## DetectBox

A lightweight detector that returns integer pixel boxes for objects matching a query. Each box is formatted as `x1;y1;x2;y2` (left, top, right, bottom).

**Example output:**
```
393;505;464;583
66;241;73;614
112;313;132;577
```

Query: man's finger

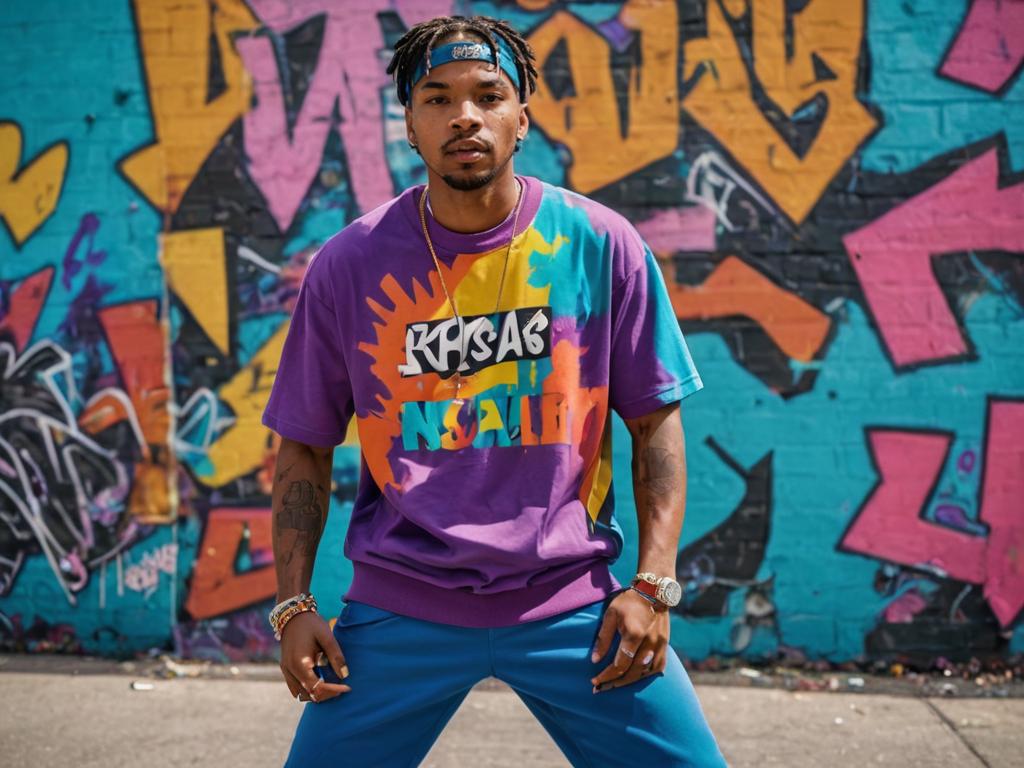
651;648;667;674
595;637;656;692
598;666;646;692
292;659;351;703
589;609;618;663
590;630;644;686
316;622;350;681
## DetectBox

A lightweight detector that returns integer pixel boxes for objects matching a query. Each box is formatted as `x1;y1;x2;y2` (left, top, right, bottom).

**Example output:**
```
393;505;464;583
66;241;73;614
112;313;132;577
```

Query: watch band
627;585;660;610
626;581;659;606
631;572;681;610
628;579;667;611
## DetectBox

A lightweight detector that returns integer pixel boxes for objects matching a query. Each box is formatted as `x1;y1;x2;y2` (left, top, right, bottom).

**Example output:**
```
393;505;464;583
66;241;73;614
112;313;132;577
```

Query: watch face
659;579;682;607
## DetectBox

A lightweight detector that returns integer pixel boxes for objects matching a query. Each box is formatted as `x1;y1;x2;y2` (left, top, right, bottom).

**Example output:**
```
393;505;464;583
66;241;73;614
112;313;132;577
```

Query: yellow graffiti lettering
202;323;286;486
119;0;257;214
161;228;230;355
683;0;877;224
0;122;68;246
528;0;679;193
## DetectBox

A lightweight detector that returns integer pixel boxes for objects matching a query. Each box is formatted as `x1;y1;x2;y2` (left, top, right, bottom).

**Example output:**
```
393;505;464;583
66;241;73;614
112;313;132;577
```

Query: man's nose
450;99;483;132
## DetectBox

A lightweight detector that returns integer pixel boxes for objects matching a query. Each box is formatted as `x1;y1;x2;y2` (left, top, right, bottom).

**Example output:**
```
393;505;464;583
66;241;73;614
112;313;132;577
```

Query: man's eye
481;94;501;103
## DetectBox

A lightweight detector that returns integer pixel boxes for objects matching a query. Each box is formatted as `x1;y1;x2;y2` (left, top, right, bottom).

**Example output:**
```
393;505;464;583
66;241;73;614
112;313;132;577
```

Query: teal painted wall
1;0;1021;664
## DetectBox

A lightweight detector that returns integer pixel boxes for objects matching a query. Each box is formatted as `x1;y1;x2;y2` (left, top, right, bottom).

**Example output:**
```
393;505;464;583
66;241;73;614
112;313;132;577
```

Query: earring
514;138;523;153
408;142;420;154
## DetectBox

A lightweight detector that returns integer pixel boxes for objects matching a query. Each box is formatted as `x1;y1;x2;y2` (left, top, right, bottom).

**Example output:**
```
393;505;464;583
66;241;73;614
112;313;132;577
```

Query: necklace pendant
452;373;465;405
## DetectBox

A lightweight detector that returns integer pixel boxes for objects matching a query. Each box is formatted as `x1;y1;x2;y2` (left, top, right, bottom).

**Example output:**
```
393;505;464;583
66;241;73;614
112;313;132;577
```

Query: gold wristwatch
630;572;682;609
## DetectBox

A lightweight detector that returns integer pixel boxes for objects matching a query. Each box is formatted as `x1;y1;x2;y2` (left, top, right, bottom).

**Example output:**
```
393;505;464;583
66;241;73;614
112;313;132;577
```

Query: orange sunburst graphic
356;264;472;492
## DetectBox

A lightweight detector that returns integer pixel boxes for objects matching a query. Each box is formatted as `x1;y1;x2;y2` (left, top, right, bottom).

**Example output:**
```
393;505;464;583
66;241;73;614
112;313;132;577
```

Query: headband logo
451;43;487;60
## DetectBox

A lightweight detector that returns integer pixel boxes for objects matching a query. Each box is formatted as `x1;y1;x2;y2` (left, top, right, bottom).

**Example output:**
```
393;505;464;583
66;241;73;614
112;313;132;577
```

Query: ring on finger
311;677;323;691
620;647;636;659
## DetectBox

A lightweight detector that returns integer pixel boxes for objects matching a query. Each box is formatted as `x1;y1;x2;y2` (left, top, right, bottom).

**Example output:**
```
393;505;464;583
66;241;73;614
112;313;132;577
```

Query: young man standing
262;15;726;767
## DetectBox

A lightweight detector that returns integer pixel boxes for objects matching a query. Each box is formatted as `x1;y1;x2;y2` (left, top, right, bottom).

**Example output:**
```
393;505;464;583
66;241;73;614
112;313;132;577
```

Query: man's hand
590;589;669;693
279;611;352;703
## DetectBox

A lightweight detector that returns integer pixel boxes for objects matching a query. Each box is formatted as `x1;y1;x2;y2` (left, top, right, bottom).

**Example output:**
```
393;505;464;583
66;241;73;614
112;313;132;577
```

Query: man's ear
405;106;416;147
517;104;529;142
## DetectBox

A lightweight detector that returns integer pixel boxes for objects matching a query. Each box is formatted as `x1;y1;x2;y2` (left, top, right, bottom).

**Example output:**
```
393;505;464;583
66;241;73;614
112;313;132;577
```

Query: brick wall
1;0;1021;665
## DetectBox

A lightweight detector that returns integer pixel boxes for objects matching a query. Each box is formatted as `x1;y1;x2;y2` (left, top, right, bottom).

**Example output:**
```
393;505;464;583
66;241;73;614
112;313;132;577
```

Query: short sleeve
262;265;354;447
609;243;703;419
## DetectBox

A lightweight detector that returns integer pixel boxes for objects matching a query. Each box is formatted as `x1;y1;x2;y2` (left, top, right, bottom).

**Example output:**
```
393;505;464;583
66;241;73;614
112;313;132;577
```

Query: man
262;14;726;767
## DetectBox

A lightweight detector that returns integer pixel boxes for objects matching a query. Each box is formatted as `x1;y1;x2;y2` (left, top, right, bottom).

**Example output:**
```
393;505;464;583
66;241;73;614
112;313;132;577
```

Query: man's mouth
445;140;489;162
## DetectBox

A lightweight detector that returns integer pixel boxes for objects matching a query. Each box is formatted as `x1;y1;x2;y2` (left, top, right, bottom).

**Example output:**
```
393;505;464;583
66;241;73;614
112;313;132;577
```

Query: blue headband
401;39;522;104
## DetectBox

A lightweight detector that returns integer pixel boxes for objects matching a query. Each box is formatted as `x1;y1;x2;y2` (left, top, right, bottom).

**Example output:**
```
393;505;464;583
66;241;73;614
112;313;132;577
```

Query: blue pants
286;594;727;767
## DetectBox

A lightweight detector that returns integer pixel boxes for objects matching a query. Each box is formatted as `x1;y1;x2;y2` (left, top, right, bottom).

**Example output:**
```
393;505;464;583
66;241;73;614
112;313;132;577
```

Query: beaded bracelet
269;592;318;640
269;592;313;626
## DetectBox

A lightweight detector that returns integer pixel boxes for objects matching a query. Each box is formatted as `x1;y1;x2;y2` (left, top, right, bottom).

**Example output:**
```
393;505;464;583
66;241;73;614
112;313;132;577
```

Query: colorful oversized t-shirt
262;175;703;627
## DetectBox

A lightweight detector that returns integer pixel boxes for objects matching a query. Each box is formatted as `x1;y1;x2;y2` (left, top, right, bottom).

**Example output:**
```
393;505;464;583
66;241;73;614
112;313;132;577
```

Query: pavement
1;655;1022;767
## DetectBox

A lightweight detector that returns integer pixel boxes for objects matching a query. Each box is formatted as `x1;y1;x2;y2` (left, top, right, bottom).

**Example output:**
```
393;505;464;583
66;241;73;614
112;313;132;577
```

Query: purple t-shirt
262;176;702;627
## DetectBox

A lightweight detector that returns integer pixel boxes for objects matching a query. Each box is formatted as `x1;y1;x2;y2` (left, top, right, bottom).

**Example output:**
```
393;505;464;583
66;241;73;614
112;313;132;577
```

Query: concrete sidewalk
1;658;1021;767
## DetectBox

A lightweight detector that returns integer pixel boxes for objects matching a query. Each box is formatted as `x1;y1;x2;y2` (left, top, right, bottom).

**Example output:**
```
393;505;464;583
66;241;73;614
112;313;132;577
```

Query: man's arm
628;402;686;579
590;402;685;692
272;438;333;601
271;437;351;703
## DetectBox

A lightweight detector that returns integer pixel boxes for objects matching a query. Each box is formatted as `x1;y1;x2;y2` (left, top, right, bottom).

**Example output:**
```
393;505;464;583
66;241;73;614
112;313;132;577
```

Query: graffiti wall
1;0;1021;665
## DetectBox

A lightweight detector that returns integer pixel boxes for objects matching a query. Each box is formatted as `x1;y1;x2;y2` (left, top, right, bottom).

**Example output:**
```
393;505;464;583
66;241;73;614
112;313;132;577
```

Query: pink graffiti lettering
940;0;1024;94
841;400;1024;627
978;400;1024;627
124;543;178;596
238;0;452;231
634;205;717;254
0;267;52;352
882;590;928;624
843;149;1024;368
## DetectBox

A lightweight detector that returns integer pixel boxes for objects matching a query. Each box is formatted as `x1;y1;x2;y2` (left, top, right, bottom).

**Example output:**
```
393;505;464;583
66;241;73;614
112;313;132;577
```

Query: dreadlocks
387;15;538;106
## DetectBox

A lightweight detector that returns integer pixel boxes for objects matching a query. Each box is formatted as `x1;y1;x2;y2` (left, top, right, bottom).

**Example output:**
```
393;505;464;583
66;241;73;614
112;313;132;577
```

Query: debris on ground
686;651;1024;698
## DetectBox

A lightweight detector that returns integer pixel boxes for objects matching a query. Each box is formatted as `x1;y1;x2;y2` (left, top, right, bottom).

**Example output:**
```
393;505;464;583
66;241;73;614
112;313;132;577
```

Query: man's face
405;53;528;192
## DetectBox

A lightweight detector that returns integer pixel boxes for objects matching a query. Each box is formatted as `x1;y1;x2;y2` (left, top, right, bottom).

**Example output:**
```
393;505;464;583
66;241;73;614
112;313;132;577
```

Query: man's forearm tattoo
277;480;323;562
639;445;678;499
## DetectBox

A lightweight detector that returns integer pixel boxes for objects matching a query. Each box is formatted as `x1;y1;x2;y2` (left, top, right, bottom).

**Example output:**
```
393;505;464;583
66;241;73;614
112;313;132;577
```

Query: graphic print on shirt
355;218;613;525
398;306;553;378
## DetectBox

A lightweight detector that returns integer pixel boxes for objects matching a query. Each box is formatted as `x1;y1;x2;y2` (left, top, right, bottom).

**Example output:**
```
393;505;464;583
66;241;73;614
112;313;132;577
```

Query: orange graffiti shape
356;264;474;492
97;301;176;522
664;255;830;363
185;508;275;620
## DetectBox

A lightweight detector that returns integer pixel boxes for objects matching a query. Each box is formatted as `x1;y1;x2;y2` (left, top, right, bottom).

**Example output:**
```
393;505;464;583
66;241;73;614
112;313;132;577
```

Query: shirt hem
261;411;343;448
343;559;623;627
614;375;704;419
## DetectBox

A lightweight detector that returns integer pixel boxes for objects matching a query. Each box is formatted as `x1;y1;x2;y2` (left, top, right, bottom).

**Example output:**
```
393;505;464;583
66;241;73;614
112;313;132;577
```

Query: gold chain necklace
418;178;524;404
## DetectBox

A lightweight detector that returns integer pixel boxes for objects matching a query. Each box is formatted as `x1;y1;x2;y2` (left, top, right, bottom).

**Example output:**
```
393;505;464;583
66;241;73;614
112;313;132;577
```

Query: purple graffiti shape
843;149;1024;368
940;0;1024;94
237;0;453;232
934;503;974;531
61;213;107;290
957;448;977;474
